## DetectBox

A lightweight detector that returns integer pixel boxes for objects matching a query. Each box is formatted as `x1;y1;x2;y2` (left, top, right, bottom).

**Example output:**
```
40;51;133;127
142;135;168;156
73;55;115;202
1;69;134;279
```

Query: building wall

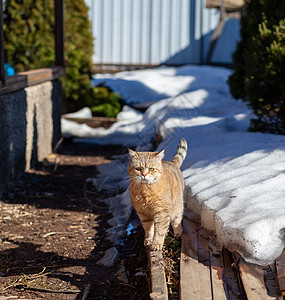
0;80;61;196
85;0;240;65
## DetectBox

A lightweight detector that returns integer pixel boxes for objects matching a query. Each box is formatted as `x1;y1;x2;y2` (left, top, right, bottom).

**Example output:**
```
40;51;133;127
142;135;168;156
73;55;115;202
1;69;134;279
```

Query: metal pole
0;0;6;85
54;0;64;66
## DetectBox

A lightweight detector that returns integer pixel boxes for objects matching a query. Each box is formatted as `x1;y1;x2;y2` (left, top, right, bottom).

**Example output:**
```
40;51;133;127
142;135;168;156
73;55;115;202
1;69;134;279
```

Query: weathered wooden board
197;226;228;300
0;67;65;96
149;250;168;300
236;254;280;300
180;219;212;300
206;0;244;10
208;248;228;300
181;213;282;300
62;116;117;129
276;248;285;296
263;264;282;299
221;248;243;299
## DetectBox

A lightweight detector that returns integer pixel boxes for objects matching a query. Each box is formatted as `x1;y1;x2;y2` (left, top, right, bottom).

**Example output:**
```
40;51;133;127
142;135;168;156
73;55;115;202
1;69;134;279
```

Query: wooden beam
206;0;226;64
235;253;281;300
0;66;65;96
180;218;212;300
62;116;117;129
207;245;228;299
54;0;65;66
206;0;244;11
0;0;5;86
149;250;168;300
221;248;244;299
276;248;285;296
197;226;228;299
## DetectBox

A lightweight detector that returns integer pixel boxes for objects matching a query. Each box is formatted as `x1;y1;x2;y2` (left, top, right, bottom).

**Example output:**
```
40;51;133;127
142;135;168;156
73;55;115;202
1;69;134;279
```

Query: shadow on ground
0;139;150;299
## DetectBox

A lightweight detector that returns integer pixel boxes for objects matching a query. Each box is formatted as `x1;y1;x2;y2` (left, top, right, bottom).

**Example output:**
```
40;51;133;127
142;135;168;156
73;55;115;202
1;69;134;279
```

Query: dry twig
81;283;91;300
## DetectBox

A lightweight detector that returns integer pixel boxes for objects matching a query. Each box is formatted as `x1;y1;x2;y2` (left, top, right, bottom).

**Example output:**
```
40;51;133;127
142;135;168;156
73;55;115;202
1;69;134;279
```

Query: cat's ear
128;149;139;158
155;150;165;159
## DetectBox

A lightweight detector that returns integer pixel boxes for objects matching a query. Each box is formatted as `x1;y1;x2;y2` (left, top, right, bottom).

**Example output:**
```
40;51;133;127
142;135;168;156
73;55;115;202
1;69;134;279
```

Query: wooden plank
0;67;65;96
149;250;168;300
197;229;213;299
21;68;54;85
221;248;244;299
276;248;285;296
0;74;28;96
206;0;244;10
94;63;158;74
197;228;210;266
20;66;65;85
181;216;282;300
208;247;228;299
263;264;281;299
236;253;279;300
0;0;5;86
180;218;212;300
182;217;199;259
62;116;117;129
206;16;226;64
197;228;228;300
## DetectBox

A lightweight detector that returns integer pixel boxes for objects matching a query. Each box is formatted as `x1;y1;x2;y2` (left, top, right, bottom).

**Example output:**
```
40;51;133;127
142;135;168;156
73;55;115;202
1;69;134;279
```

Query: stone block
0;79;62;194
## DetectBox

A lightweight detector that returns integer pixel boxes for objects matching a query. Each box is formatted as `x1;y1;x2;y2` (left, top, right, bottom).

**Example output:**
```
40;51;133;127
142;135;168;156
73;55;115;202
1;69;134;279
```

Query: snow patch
64;65;285;266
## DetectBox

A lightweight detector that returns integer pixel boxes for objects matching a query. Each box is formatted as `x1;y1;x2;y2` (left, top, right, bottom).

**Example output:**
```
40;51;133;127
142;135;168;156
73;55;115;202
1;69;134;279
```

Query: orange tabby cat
128;138;187;250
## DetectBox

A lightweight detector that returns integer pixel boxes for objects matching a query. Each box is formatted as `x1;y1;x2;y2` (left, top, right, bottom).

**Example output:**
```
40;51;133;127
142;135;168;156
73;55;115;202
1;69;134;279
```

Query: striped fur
128;138;187;251
172;138;188;167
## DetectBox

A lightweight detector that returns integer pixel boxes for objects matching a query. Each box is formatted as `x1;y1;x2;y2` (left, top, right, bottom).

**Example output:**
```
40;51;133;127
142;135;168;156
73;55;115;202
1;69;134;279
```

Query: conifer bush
228;0;285;133
4;0;55;71
3;0;122;117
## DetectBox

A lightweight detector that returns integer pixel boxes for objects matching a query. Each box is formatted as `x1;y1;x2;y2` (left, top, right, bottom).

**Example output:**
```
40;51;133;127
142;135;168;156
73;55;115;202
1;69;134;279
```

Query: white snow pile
62;65;285;266
92;65;232;106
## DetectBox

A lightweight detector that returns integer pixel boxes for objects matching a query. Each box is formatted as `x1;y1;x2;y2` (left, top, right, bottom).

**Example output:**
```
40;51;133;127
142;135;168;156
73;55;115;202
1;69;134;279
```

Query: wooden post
54;0;64;66
0;0;6;86
206;0;226;64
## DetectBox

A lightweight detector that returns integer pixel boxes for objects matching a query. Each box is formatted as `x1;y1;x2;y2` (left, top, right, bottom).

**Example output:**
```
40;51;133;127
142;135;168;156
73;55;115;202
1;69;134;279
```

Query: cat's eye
136;167;142;171
149;168;154;171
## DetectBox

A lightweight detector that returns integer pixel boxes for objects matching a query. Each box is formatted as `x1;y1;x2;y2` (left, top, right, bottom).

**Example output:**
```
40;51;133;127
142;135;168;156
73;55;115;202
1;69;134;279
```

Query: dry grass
2;267;81;294
163;233;181;299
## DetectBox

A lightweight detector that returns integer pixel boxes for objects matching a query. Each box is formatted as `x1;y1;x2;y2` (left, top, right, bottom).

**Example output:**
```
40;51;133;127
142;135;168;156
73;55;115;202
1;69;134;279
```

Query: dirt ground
0;140;151;299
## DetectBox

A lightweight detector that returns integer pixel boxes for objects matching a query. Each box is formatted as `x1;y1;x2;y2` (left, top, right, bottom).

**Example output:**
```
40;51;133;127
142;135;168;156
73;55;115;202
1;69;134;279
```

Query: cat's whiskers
121;176;132;185
129;177;141;188
149;176;158;183
129;180;142;193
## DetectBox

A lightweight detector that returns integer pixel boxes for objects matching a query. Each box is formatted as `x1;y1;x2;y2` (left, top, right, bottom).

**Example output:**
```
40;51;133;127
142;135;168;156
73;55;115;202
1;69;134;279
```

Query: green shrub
61;0;95;112
3;0;55;71
3;0;123;117
228;0;285;133
91;85;123;118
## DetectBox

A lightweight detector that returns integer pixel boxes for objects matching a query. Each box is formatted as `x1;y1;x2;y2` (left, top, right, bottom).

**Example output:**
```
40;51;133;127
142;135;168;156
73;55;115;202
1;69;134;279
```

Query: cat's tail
172;138;188;167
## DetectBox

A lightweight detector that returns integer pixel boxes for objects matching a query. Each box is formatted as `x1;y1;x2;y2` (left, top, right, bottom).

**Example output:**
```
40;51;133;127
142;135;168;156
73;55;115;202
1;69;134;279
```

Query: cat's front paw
173;224;183;238
150;242;163;251
144;238;152;248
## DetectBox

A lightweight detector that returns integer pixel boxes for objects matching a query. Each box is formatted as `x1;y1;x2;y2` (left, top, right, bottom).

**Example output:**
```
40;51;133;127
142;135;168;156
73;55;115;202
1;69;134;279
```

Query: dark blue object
4;63;15;76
